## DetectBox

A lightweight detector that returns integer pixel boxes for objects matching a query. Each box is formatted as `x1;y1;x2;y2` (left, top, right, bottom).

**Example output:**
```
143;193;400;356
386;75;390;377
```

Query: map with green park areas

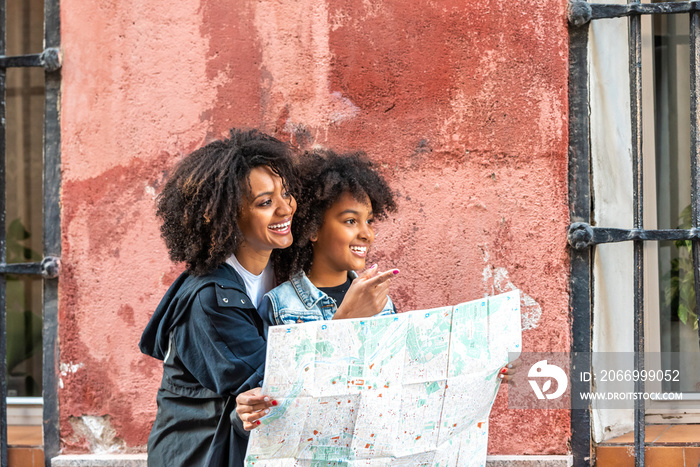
245;290;522;466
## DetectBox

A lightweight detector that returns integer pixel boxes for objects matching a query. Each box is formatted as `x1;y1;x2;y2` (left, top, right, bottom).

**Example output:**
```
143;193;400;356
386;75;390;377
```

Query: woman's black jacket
139;263;266;467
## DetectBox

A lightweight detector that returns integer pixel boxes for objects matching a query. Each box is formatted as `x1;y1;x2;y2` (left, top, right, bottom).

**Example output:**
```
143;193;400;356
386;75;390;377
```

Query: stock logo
528;360;568;400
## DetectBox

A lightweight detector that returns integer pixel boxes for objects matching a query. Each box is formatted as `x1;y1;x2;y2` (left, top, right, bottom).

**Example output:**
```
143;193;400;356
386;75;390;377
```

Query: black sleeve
258;295;279;327
174;284;266;396
230;401;251;439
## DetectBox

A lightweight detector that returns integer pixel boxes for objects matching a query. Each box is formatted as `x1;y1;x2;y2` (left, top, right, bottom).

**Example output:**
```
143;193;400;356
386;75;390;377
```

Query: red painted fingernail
392;269;399;275
501;368;507;374
272;400;278;406
256;420;261;425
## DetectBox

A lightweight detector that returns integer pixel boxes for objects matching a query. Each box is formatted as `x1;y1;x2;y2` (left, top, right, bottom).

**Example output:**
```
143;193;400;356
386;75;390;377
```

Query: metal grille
0;0;61;466
567;1;700;466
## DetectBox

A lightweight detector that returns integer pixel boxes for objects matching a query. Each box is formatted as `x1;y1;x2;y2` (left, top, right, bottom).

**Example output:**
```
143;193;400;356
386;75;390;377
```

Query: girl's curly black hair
157;128;297;276
276;149;396;282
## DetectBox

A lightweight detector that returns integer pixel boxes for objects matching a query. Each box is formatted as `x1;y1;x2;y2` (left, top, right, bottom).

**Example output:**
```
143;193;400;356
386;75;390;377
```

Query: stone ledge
486;455;574;467
52;454;147;467
52;454;572;467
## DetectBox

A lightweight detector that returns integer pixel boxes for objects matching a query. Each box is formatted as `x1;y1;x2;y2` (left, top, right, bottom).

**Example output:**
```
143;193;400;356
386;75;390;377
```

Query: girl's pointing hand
334;265;399;320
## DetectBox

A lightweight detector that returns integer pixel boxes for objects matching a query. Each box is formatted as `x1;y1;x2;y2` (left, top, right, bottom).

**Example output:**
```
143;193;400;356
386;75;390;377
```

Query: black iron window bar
0;0;61;465
567;1;700;467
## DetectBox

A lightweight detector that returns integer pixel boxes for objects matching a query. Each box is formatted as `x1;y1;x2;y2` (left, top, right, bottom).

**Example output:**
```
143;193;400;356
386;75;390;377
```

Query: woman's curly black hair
276;149;396;282
157;128;298;276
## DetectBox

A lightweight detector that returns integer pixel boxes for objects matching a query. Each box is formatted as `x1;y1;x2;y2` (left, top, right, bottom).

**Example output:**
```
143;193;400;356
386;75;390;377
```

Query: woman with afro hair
260;149;400;326
139;130;395;467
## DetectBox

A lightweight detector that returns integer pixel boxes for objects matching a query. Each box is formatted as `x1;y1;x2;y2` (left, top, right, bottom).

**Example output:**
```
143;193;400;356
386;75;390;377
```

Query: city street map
245;290;522;466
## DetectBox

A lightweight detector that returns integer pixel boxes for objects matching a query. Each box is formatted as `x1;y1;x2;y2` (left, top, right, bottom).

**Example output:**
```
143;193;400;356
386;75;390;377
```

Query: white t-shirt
225;254;275;309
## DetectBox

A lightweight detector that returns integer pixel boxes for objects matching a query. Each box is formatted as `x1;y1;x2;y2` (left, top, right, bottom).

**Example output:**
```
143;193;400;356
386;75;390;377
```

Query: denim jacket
260;270;396;325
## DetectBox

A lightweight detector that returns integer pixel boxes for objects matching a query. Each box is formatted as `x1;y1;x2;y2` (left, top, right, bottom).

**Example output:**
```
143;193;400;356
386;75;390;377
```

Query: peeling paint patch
59;362;85;391
483;266;542;330
144;184;157;200
254;0;361;132
60;362;85;376
328;91;361;123
69;415;127;454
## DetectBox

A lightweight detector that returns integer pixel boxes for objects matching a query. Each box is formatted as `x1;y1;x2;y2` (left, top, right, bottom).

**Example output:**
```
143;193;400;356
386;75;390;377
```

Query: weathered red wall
59;0;570;455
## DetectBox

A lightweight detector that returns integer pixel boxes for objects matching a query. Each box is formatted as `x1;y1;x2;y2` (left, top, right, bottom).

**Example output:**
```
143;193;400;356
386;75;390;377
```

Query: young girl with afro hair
257;149;518;387
260;149;399;325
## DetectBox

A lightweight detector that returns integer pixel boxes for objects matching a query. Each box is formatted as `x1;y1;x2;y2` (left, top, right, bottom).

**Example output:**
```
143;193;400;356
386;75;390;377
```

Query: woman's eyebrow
252;191;274;200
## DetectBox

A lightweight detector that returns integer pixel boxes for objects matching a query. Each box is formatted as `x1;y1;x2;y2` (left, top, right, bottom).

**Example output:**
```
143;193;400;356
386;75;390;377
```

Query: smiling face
308;191;375;287
236;166;297;262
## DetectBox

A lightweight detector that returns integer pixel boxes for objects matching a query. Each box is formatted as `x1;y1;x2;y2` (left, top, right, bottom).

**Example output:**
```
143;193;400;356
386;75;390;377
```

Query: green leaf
677;204;692;229
678;303;690;325
7;218;30;240
662;204;699;329
5;218;41;262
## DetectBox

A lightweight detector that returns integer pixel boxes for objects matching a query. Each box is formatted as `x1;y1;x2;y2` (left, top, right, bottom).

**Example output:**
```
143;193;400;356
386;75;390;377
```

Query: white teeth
350;246;367;252
268;221;290;230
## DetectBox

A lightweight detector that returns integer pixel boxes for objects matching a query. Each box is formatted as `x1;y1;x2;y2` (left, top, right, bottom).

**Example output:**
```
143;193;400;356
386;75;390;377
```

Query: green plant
5;218;42;393
663;205;698;330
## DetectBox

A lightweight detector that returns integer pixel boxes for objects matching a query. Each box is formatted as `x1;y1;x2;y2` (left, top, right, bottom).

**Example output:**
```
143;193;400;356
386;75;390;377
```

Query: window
650;10;700;396
589;3;699;412
5;0;45;401
568;1;700;466
0;0;61;464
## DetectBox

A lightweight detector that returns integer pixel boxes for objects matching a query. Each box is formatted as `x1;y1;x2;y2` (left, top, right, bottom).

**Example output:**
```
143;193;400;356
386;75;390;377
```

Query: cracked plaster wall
59;0;571;455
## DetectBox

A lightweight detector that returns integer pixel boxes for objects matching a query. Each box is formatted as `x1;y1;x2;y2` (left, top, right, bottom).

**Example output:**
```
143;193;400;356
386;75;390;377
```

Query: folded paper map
245;290;522;466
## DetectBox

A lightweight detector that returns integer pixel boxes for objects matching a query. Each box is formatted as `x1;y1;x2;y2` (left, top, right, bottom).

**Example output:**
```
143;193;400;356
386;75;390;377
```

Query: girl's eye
258;199;272;207
367;218;375;225
282;191;292;199
344;218;357;225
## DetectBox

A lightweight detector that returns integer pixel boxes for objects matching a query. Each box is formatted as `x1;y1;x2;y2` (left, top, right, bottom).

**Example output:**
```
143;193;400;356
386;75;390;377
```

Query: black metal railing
567;1;700;466
0;0;61;466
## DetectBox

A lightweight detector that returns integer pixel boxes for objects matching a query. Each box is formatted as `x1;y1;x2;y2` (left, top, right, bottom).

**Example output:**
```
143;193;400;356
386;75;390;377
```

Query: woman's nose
276;196;294;216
